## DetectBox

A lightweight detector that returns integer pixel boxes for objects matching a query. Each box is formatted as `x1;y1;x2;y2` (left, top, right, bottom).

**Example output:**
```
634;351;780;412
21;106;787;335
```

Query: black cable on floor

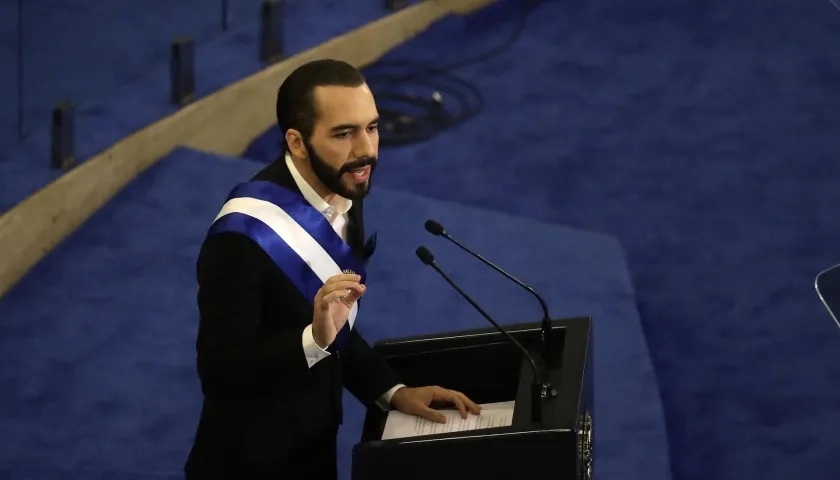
365;0;545;148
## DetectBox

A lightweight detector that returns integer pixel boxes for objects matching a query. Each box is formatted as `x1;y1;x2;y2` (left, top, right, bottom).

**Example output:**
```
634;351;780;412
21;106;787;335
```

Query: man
184;59;480;479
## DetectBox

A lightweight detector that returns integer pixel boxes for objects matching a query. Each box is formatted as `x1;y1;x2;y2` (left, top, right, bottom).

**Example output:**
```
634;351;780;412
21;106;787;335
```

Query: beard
303;139;377;201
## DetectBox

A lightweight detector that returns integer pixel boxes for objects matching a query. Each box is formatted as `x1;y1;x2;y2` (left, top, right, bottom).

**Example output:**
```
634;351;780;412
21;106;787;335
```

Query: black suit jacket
185;159;400;476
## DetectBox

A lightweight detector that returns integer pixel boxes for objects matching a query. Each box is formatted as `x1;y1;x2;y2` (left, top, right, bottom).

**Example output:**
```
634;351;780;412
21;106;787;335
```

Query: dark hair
275;59;366;152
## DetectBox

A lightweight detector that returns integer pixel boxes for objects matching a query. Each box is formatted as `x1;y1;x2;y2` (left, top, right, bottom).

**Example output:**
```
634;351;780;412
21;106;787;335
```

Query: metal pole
221;0;229;31
17;0;24;139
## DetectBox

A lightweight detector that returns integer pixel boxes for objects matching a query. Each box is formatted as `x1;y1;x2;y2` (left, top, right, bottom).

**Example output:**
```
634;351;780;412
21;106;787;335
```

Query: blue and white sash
206;181;366;348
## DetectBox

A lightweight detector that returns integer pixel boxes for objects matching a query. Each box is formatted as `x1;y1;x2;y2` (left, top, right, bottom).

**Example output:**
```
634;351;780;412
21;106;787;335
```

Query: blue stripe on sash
225;181;366;283
206;181;366;351
208;212;325;303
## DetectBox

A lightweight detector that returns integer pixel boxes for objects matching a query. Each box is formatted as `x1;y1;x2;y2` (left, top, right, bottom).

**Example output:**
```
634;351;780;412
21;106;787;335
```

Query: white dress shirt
286;153;404;410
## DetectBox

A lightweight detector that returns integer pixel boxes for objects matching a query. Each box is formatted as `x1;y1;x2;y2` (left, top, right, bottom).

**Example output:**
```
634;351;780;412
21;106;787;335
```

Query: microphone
424;219;554;363
415;246;554;424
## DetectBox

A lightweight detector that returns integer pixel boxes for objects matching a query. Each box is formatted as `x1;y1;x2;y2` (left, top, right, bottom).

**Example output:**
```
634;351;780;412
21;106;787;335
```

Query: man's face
301;84;380;201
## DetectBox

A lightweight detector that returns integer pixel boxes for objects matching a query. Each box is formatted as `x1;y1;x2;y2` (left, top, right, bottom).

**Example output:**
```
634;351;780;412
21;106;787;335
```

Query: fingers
343;285;365;300
432;387;480;418
449;393;468;418
337;284;365;304
322;280;365;295
324;274;362;285
418;406;447;423
457;392;481;415
432;387;468;418
455;397;468;418
316;280;365;307
321;288;364;306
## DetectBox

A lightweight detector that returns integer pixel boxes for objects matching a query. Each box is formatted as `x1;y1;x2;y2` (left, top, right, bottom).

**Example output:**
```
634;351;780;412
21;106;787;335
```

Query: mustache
340;157;377;174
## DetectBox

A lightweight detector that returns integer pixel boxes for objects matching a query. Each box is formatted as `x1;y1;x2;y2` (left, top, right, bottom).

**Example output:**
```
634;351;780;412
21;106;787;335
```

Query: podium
352;317;594;479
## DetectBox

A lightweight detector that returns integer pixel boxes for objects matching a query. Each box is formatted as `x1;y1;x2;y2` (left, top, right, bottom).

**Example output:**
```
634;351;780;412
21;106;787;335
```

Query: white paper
381;401;515;440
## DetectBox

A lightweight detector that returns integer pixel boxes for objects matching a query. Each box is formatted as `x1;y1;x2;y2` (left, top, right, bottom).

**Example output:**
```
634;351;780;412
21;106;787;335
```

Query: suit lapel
346;202;365;259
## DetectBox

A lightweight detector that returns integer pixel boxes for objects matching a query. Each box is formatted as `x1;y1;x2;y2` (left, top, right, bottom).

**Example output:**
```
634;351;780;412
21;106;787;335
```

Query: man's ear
285;129;307;159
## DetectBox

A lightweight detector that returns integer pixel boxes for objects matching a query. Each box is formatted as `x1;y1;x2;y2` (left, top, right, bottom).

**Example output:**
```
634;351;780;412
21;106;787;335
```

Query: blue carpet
0;0;388;213
0;147;668;479
243;0;840;479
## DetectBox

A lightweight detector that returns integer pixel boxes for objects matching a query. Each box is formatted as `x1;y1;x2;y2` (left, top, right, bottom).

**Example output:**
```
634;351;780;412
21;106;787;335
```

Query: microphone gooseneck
415;245;551;423
423;219;555;363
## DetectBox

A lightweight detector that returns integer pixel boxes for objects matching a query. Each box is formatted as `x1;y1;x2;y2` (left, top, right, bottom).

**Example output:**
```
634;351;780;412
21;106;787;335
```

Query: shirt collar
285;152;352;216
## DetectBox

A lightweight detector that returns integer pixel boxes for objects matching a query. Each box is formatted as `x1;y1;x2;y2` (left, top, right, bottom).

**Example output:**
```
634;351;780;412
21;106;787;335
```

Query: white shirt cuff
376;384;406;411
302;324;331;368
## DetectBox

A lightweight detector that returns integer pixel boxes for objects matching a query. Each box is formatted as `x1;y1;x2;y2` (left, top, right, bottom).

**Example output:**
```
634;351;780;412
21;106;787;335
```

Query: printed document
381;401;515;440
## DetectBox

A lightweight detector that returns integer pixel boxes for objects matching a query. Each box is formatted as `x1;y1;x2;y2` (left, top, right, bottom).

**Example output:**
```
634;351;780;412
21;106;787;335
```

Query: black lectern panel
353;317;594;480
